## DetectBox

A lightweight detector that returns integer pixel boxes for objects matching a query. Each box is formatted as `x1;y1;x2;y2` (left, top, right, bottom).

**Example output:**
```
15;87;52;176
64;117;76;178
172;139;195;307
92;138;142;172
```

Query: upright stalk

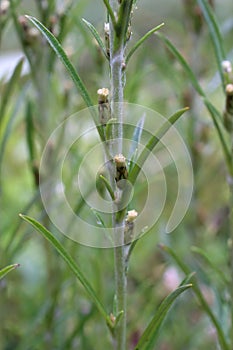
107;1;134;349
229;177;233;348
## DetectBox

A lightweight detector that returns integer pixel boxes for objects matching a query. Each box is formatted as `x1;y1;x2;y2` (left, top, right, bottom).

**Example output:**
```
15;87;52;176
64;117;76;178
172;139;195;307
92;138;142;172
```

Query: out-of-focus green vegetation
1;0;233;349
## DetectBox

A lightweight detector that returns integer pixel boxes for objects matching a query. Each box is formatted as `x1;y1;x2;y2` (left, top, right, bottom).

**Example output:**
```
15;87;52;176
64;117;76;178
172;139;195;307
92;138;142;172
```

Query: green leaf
129;107;189;185
25;16;93;109
82;18;109;60
191;246;230;286
19;214;111;327
25;100;35;164
134;284;192;350
0;264;20;280
128;115;145;163
0;86;27;191
203;98;232;172
156;32;205;97
0;58;24;125
126;23;164;64
159;244;230;350
99;174;115;200
26;15;105;142
197;0;226;90
90;208;107;228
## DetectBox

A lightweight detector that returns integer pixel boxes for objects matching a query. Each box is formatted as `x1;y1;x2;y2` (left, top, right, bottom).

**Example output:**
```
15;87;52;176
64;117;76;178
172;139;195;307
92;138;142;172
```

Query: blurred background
1;0;233;349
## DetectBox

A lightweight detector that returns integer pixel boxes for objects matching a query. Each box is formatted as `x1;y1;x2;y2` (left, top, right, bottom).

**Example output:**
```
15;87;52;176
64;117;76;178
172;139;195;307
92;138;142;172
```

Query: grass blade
126;23;164;64
82;18;109;60
0;86;27;192
191;246;230;286
159;244;230;350
19;214;112;327
25;100;35;164
197;0;226;89
0;264;20;280
99;174;115;200
25;16;93;109
134;284;192;350
129;107;189;185
156;32;205;96
0;57;24;125
203;98;232;172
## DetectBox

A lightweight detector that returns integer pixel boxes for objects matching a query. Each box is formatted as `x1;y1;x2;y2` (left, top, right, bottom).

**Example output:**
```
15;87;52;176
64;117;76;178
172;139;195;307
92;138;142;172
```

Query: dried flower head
114;154;126;167
124;209;138;244
114;154;128;186
97;88;110;125
0;0;9;15
222;60;232;74
97;88;109;103
104;23;110;57
226;83;233;96
224;84;233;132
126;209;138;223
104;22;110;35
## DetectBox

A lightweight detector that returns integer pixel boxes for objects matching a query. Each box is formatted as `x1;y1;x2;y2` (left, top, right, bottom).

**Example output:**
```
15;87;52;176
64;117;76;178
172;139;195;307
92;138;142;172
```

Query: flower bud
124;209;138;244
114;154;128;180
0;0;9;16
97;88;110;126
223;84;233;132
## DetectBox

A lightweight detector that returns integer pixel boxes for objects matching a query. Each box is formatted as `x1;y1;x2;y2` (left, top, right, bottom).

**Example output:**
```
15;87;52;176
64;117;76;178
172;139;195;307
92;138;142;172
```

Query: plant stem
228;176;233;348
108;1;133;349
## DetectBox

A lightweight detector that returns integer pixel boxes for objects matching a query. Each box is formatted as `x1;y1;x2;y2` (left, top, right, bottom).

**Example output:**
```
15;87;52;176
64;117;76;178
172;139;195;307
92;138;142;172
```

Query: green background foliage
1;0;233;349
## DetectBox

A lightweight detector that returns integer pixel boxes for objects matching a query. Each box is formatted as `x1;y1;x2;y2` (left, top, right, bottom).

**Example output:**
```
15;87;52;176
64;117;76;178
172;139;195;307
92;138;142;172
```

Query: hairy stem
108;1;134;349
228;177;233;348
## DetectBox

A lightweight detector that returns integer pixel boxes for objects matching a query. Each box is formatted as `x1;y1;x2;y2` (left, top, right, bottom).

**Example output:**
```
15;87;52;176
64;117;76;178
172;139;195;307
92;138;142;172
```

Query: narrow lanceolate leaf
129;115;145;159
0;58;24;125
203;98;232;172
197;0;226;90
19;214;111;326
191;246;230;286
99;174;115;200
156;32;205;97
0;264;20;280
25;16;93;109
25;100;35;163
129;107;189;185
82;18;109;60
126;23;164;64
134;284;192;350
159;244;230;350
